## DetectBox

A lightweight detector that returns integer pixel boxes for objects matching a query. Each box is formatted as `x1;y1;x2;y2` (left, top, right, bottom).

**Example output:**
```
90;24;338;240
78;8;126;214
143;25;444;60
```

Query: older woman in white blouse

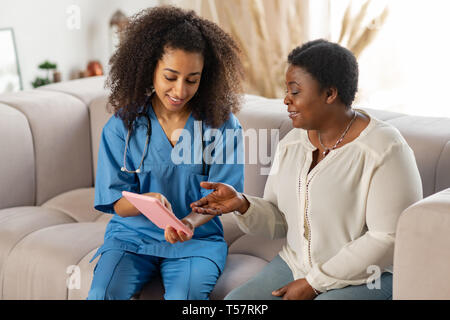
190;39;423;300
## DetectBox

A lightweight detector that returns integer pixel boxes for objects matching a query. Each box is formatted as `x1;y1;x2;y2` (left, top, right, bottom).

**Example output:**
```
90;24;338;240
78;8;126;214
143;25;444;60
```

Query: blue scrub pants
87;250;220;300
225;255;392;300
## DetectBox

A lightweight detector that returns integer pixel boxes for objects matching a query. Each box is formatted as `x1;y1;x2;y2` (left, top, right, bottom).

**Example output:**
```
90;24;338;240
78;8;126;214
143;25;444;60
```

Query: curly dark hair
106;5;245;130
287;39;358;107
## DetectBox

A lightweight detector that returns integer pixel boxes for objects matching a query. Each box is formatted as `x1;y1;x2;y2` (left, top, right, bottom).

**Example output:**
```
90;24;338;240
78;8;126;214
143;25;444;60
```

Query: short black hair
287;39;358;107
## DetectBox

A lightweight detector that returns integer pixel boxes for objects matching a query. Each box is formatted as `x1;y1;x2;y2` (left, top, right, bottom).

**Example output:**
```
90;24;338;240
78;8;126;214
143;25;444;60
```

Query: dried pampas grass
165;0;388;98
200;0;308;98
338;0;389;58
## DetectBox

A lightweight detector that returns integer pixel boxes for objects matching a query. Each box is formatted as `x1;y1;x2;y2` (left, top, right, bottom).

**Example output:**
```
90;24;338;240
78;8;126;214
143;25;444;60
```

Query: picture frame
0;28;23;94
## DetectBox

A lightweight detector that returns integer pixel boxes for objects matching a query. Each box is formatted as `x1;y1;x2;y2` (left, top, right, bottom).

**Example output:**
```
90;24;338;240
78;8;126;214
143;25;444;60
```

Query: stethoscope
121;112;151;174
120;97;206;175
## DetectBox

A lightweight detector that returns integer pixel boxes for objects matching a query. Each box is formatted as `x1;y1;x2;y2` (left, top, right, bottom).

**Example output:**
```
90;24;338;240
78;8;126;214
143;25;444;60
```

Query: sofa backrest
38;76;111;186
88;95;114;181
1;77;449;210
237;95;450;199
0;103;35;208
88;92;450;199
0;77;107;209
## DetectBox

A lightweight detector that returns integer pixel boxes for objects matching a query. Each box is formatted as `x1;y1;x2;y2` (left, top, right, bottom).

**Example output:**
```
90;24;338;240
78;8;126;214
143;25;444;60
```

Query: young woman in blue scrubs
87;6;245;300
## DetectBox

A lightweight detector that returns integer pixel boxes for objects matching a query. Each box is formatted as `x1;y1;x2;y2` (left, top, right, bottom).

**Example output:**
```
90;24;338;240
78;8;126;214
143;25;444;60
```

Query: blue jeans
87;250;220;300
225;255;392;300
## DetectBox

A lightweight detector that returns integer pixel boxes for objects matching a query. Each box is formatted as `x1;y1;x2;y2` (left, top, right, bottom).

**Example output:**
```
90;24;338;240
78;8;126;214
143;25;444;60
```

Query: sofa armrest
393;188;450;300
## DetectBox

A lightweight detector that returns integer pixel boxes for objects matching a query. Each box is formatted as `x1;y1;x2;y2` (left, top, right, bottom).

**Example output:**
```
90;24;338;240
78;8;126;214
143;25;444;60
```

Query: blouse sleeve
305;143;423;292
94;117;139;214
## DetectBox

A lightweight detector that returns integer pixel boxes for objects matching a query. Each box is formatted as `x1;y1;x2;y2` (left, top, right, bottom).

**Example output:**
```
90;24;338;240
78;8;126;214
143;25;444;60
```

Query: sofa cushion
38;76;108;106
42;188;109;223
67;248;98;300
361;107;406;121
394;189;450;299
0;207;75;298
88;95;114;180
228;234;285;262
210;254;268;300
236;95;293;197
384;115;450;197
0;90;93;205
219;213;246;246
41;77;110;190
2;222;107;299
0;103;35;209
40;77;111;184
436;142;450;193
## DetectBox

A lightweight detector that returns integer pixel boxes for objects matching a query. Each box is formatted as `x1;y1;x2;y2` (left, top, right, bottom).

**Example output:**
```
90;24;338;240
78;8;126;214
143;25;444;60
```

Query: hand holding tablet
122;191;193;237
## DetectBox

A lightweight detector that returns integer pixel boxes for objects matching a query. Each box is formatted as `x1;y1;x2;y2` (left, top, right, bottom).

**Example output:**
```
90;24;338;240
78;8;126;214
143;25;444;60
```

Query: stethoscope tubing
121;110;206;176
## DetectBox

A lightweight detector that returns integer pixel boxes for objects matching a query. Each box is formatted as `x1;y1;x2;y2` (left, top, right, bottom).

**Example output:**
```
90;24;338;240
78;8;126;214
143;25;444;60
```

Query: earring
146;86;155;96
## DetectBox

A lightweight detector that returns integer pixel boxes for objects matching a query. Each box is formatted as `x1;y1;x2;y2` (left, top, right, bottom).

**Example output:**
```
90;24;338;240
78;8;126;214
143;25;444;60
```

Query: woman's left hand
271;278;319;300
164;220;194;244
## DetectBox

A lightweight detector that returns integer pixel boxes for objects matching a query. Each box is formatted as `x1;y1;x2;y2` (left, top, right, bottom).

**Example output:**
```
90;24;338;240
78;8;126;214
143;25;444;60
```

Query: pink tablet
122;191;193;237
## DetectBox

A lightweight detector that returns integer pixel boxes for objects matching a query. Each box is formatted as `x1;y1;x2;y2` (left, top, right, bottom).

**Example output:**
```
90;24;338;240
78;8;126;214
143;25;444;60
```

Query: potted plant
32;60;57;88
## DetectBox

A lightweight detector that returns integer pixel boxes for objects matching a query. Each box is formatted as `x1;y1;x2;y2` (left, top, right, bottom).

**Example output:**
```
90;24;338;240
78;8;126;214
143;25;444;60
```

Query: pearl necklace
318;111;357;157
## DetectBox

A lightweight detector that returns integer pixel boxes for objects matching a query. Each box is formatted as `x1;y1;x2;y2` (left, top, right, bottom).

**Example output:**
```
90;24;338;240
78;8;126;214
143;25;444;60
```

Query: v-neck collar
303;108;375;152
148;101;193;150
301;108;376;178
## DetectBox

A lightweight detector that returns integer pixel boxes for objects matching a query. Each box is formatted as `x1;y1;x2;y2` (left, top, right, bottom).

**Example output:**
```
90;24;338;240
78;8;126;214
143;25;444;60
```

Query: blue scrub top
92;101;244;273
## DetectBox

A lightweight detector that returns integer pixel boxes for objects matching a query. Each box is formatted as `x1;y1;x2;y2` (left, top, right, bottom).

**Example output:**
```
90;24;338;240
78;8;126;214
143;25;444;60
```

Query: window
329;0;450;118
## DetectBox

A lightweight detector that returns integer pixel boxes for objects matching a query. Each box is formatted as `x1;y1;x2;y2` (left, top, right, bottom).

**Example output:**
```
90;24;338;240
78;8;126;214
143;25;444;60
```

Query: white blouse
233;112;423;292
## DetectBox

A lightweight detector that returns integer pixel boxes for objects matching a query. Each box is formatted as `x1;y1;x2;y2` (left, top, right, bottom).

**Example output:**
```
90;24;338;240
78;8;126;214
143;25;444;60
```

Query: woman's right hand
143;192;173;212
114;192;173;218
190;182;250;215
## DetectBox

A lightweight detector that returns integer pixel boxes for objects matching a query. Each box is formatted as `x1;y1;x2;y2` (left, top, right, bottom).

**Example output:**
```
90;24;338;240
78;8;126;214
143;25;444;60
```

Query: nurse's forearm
113;197;141;217
183;211;216;229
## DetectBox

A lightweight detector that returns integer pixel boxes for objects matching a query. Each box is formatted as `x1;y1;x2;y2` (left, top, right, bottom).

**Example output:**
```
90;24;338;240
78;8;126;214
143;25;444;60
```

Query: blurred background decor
194;0;308;98
1;0;449;117
78;60;104;79
87;60;104;77
188;0;387;99
109;10;129;55
32;60;58;88
335;0;389;59
0;27;23;94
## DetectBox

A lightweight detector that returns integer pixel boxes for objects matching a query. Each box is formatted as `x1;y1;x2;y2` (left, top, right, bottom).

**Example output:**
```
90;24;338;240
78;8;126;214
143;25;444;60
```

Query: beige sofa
0;76;449;300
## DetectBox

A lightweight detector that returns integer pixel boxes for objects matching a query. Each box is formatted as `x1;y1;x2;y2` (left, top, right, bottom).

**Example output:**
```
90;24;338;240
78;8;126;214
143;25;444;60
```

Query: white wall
0;0;160;90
